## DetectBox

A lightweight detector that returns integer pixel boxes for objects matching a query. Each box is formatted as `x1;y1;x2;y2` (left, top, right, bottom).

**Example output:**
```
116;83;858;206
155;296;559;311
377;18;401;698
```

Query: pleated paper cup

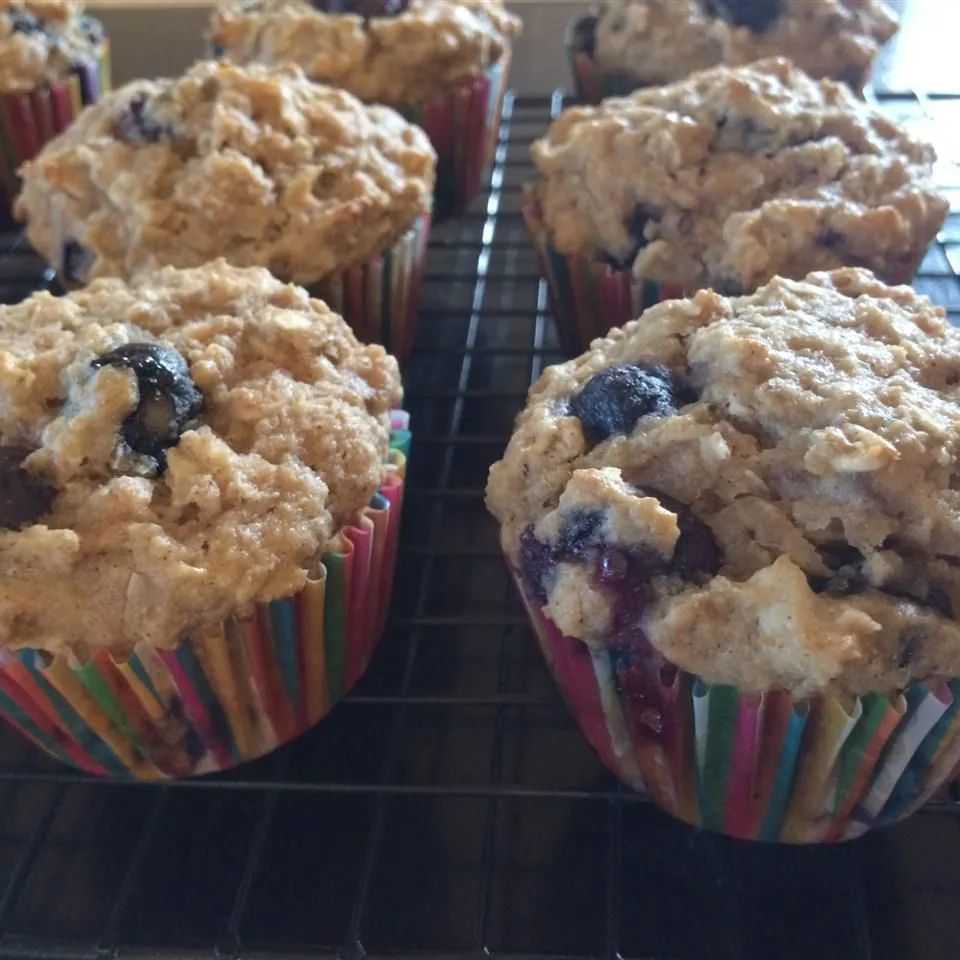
0;37;110;221
511;565;960;843
523;192;683;355
403;55;511;219
0;413;411;781
305;214;431;368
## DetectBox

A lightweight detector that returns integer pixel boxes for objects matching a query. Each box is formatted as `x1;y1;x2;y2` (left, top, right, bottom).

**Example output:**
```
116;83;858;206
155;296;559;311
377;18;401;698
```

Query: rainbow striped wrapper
565;16;640;105
304;213;430;369
403;55;511;219
0;414;411;781
523;192;684;355
512;566;960;843
0;37;110;221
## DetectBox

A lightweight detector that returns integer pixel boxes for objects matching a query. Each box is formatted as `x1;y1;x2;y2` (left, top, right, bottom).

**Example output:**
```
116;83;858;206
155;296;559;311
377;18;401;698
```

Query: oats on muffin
0;260;401;654
207;0;521;107
574;0;898;92
488;268;960;698
530;58;946;295
15;59;436;286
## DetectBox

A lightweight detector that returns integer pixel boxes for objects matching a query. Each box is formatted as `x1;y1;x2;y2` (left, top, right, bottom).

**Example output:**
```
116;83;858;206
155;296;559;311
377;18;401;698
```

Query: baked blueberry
556;509;604;558
702;0;782;32
311;0;409;15
116;91;171;144
61;241;93;284
519;526;553;602
570;364;694;442
92;343;203;469
570;13;598;58
0;446;53;530
605;205;657;270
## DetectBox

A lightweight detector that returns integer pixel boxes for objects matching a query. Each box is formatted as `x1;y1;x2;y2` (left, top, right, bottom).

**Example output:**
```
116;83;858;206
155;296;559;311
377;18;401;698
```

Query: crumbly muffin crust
0;0;103;94
207;0;521;107
0;260;401;654
15;59;436;285
487;269;960;697
531;58;947;293
587;0;898;90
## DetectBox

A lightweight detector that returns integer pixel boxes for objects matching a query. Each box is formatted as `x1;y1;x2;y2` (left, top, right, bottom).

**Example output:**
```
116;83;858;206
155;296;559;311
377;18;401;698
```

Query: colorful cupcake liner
0;38;110;219
0;414;411;781
305;214;431;368
523;194;683;354
565;16;639;105
404;55;511;219
512;566;960;843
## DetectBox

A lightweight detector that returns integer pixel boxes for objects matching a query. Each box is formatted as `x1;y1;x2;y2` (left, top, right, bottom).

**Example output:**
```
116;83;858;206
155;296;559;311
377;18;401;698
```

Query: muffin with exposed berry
0;259;409;779
207;0;521;216
526;57;947;353
568;0;898;103
488;267;960;842
15;59;435;364
0;0;108;217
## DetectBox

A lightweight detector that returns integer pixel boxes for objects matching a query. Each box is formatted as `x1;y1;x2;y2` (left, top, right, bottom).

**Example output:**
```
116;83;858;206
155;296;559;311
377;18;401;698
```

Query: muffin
0;0;108;218
15;59;435;365
0;260;408;779
568;0;899;103
207;0;522;216
488;267;960;842
526;58;948;353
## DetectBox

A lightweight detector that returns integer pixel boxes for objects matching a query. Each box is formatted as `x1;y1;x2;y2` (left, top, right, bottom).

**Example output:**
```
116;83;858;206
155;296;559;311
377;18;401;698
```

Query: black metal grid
0;85;958;960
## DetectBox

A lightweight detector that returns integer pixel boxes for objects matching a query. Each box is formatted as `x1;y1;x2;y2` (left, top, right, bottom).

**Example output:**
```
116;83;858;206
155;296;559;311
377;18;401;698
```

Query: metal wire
0;89;957;960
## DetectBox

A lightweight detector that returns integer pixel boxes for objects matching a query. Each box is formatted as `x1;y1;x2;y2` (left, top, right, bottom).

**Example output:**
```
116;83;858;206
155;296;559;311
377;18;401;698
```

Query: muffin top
583;0;898;90
0;0;103;94
0;260;401;654
15;59;436;285
488;269;960;697
207;0;521;107
531;58;946;292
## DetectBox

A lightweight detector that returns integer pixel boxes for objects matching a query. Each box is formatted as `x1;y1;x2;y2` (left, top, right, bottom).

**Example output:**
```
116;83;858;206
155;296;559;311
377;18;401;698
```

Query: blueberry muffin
0;260;405;778
569;0;899;102
0;0;108;214
526;58;947;352
15;60;435;360
488;268;960;841
207;0;522;214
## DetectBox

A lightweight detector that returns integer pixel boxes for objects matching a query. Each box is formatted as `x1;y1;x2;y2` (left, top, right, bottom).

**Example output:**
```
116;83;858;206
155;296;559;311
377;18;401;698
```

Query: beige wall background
89;1;593;94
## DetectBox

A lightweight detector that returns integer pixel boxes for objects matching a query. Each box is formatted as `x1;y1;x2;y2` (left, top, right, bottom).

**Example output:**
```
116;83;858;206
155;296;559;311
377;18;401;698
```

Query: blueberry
809;543;867;595
635;488;720;579
570;13;598;57
569;364;694;442
0;446;53;530
92;343;203;470
8;11;48;36
61;241;93;284
927;585;954;618
605;205;657;270
702;0;782;32
116;91;171;144
556;509;604;558
311;0;409;15
519;526;553;602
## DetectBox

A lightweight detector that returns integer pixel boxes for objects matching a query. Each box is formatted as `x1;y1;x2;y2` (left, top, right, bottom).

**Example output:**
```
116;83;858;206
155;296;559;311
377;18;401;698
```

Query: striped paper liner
0;37;109;221
0;414;411;781
305;213;430;369
404;54;511;219
513;566;960;843
523;192;683;355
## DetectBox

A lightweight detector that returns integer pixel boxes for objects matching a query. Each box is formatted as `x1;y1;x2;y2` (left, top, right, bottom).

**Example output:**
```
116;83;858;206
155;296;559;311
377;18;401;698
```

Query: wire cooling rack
0;88;958;960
